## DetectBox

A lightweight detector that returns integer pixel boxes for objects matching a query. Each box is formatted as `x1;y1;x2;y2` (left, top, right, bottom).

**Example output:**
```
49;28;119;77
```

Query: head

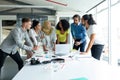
31;20;41;31
42;20;53;35
81;14;96;26
42;20;51;30
22;18;32;30
56;19;70;31
72;14;81;24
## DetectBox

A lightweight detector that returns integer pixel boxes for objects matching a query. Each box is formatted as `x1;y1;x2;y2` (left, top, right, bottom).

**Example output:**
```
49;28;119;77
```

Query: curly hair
56;19;70;31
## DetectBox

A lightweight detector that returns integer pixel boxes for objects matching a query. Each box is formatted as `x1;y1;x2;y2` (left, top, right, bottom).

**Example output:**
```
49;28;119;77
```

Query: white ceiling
0;0;105;15
16;0;105;12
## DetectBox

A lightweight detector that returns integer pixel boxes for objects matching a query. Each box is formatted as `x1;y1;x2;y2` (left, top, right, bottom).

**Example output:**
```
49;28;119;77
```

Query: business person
56;19;70;44
81;14;104;60
26;20;44;59
42;20;56;52
71;14;87;52
0;17;38;74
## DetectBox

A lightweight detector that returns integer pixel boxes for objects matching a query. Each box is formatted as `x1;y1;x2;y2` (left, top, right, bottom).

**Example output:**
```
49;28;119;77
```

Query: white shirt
29;29;39;46
42;28;56;48
87;25;104;45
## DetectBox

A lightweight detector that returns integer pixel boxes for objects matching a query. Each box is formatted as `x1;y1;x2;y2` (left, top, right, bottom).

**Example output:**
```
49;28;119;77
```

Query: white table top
12;55;120;80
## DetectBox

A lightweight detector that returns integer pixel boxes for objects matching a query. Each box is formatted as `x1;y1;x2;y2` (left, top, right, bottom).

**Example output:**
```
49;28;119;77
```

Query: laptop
55;44;70;56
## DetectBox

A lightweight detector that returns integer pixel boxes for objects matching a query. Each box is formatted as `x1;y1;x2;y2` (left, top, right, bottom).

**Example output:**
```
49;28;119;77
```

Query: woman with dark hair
26;20;44;58
81;14;104;60
56;19;70;44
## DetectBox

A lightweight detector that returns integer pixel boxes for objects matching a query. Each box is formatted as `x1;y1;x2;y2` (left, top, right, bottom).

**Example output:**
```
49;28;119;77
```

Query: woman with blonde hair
42;20;56;52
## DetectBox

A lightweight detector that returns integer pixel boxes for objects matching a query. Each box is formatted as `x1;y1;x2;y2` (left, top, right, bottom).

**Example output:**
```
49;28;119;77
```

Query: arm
71;24;75;40
56;30;59;44
29;29;38;46
66;29;70;44
56;34;59;44
12;28;33;51
86;34;95;53
80;26;87;43
65;33;69;44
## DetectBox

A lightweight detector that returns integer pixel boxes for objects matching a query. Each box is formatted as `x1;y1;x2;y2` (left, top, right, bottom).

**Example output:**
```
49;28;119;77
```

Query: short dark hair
72;14;81;21
22;17;31;23
56;19;70;31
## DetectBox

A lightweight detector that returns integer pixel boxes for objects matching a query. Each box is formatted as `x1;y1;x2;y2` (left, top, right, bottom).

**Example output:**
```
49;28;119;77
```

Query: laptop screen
55;44;70;56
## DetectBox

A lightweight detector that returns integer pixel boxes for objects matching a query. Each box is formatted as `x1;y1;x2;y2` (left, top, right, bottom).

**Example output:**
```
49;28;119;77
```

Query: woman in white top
81;14;104;60
26;20;44;58
42;20;56;52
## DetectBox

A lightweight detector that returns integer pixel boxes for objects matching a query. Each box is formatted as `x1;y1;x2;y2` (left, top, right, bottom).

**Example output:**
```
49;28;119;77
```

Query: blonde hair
42;20;53;35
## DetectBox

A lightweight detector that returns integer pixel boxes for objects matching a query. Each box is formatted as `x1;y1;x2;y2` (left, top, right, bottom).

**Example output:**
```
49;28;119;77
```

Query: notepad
70;77;88;80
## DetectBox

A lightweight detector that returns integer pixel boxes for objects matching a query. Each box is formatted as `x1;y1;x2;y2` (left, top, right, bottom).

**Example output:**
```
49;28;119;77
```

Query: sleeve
56;30;59;35
71;24;75;39
91;25;97;34
66;29;70;34
52;28;57;43
29;29;38;46
80;26;87;43
12;28;33;51
42;38;46;45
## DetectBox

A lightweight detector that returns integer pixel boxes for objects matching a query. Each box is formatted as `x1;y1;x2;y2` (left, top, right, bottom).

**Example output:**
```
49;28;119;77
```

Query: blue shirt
71;23;86;43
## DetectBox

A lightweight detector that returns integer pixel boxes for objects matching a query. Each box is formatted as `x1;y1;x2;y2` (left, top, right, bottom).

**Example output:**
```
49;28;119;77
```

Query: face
73;17;80;24
46;21;51;29
35;23;41;30
59;21;62;28
24;21;32;30
81;17;85;25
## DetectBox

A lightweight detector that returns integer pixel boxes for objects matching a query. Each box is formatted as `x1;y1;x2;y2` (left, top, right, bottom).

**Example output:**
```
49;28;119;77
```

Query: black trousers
0;49;23;72
91;45;104;60
59;42;66;44
73;39;86;52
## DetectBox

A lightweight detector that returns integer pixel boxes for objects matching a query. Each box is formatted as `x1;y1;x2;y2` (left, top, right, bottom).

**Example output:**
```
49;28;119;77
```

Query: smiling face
35;23;41;31
24;21;32;30
73;17;80;25
59;21;63;29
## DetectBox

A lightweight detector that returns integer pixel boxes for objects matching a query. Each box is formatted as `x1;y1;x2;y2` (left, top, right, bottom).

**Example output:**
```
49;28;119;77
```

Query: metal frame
108;0;111;64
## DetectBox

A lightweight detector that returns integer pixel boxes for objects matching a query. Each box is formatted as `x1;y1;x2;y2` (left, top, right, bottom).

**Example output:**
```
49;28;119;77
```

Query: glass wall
89;0;120;65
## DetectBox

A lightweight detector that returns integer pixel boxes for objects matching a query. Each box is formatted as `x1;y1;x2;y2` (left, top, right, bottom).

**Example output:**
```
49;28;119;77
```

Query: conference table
12;54;120;80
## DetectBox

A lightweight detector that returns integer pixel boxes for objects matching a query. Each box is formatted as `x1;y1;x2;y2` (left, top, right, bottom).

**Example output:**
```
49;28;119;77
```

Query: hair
72;14;81;21
31;20;39;29
56;19;70;31
82;14;96;25
42;20;53;35
22;17;31;23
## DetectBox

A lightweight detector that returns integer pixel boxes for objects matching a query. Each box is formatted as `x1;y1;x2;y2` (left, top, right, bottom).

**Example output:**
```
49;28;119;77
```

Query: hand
75;41;81;46
52;47;55;51
80;52;88;55
40;35;44;39
32;46;39;50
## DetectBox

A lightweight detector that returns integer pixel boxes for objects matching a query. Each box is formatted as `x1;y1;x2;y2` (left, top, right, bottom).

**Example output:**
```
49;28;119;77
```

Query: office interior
0;0;120;80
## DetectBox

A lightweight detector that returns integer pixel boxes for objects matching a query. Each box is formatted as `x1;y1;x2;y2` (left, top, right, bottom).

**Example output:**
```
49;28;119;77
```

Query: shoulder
56;29;60;33
12;27;21;32
29;29;34;33
66;29;70;33
89;25;96;30
71;23;74;26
